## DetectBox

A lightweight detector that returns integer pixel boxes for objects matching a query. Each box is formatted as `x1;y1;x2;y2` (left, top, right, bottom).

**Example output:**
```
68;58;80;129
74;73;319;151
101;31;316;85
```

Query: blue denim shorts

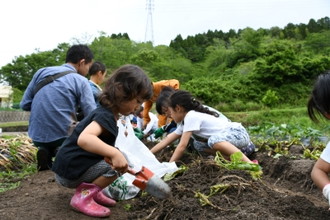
192;123;255;156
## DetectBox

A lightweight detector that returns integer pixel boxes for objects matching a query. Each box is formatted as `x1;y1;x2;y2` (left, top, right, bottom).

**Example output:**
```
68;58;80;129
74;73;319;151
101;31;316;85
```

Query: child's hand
104;150;128;173
154;127;165;138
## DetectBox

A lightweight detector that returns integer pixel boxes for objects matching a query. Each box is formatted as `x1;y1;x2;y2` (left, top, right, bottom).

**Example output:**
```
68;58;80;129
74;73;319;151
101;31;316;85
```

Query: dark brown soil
0;143;330;220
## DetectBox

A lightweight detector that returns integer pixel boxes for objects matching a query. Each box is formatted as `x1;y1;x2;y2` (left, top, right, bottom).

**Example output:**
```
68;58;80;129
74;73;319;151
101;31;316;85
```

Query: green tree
307;18;321;33
10;87;24;108
269;26;282;38
317;16;330;30
304;30;330;54
90;36;138;69
169;34;186;56
283;23;297;39
204;41;230;73
300;55;330;80
110;33;130;40
148;46;194;83
253;40;303;86
131;49;159;67
230;28;262;65
0;43;69;90
296;23;308;40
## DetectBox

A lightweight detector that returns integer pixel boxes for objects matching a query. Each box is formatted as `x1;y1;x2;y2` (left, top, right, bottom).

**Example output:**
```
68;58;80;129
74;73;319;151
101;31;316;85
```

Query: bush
262;90;279;107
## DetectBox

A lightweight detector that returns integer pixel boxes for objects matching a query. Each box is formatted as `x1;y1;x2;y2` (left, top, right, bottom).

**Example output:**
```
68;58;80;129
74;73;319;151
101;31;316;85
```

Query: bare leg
93;175;118;189
211;141;252;163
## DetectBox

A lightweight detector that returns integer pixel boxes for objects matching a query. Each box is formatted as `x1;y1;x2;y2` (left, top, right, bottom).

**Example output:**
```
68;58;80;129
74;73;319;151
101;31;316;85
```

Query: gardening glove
322;183;330;208
134;128;144;140
153;127;165;138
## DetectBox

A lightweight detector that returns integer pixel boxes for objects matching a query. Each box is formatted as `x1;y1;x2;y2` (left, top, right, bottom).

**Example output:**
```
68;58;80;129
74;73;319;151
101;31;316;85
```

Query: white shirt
174;110;235;138
137;112;159;135
321;142;330;163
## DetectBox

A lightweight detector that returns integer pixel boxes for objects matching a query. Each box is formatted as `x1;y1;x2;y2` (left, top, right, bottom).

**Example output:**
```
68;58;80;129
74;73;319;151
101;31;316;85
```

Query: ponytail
170;90;219;117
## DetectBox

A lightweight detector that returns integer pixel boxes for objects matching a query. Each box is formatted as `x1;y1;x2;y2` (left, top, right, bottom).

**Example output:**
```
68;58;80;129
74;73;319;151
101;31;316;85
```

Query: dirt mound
0;144;329;220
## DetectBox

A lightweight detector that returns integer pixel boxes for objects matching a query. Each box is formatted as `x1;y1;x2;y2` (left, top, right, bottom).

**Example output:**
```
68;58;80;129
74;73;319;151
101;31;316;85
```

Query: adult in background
142;79;179;129
20;44;96;171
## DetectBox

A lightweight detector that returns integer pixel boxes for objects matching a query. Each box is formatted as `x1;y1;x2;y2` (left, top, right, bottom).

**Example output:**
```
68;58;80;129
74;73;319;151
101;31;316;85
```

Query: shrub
262;89;279;107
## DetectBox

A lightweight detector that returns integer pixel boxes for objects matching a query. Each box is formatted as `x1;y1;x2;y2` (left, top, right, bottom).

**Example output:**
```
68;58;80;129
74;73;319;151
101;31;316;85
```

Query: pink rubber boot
252;159;259;164
94;189;116;207
70;183;110;217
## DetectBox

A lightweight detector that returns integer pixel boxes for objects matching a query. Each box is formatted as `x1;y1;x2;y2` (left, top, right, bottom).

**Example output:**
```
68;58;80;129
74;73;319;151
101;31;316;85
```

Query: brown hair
99;64;153;113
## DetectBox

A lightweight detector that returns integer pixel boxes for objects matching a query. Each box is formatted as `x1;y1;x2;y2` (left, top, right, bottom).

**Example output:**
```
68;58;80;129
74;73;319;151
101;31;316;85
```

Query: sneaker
37;148;50;171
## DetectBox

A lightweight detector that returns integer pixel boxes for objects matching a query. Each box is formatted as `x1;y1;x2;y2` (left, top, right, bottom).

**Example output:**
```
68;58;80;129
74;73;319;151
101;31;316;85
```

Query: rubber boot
94;189;116;207
252;159;259;164
70;183;110;217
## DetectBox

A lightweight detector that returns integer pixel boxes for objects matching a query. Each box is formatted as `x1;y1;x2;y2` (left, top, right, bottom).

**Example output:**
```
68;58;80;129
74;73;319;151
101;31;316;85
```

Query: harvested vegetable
214;151;261;172
163;165;188;181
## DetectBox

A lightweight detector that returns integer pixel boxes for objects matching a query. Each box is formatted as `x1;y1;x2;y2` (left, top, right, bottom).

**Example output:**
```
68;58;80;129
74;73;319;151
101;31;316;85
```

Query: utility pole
145;0;154;44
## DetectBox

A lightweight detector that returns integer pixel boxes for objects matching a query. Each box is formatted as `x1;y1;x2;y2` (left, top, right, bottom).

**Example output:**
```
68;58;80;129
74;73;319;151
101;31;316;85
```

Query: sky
0;0;329;67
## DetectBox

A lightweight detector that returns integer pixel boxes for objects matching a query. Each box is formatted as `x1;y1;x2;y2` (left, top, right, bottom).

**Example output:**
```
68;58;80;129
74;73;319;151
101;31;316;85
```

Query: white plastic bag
104;116;178;200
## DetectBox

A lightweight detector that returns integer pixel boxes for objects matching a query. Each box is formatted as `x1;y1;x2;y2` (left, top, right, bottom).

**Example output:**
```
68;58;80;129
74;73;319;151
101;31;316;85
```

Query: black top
52;106;118;180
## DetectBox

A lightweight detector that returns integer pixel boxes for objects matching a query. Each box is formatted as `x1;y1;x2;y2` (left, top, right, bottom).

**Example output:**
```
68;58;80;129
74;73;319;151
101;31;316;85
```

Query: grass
0;106;320;130
0;121;28;128
0;164;36;193
225;107;330;134
224;107;307;124
0;121;28;133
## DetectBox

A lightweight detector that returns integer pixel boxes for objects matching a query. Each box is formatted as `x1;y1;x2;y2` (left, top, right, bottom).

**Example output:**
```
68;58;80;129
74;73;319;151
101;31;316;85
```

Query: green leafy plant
0;164;36;193
303;148;322;160
262;89;279;107
214;152;261;171
214;152;262;180
123;203;132;211
163;165;188;181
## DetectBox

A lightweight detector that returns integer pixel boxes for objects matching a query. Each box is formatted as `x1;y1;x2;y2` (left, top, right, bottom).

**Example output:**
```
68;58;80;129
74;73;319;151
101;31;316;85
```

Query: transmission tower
145;0;154;44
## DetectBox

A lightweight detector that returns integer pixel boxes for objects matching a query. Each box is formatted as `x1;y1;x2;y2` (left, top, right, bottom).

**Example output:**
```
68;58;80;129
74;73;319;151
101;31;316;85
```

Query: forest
0;16;329;111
